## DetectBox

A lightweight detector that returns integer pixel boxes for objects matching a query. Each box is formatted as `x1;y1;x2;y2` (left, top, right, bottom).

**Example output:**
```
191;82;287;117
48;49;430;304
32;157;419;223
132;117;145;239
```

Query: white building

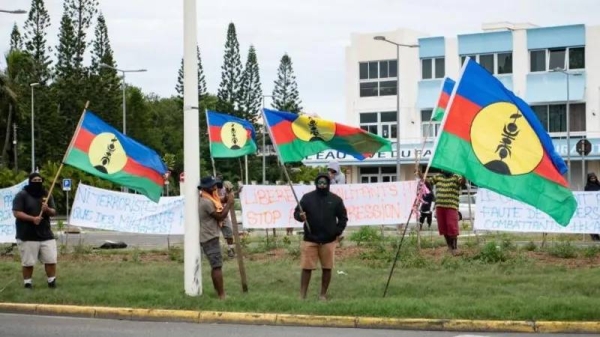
303;22;600;191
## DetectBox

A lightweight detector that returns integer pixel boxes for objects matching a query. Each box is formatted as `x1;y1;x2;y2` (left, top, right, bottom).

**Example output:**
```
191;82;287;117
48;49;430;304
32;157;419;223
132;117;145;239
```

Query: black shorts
200;237;223;269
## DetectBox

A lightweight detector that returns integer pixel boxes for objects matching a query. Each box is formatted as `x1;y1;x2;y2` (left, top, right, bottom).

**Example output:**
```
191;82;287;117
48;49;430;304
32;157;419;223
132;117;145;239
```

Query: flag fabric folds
262;108;392;163
64;110;168;202
206;110;257;158
432;77;456;122
430;58;577;226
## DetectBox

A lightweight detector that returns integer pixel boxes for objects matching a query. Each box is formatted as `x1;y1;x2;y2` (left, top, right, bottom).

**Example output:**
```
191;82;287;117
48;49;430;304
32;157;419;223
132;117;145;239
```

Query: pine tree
64;0;99;70
175;46;207;100
54;12;76;83
22;0;52;83
272;54;302;113
216;23;243;115
239;45;262;123
89;12;121;127
9;24;23;51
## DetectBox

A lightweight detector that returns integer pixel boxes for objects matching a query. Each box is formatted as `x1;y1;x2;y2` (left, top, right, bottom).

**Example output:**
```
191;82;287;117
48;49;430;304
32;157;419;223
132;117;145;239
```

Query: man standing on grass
294;173;347;300
12;173;58;289
198;176;234;299
418;169;464;255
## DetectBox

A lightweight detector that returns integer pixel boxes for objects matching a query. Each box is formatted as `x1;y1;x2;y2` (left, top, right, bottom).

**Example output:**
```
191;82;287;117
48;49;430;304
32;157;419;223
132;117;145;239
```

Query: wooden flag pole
39;101;89;216
260;109;311;233
227;190;248;293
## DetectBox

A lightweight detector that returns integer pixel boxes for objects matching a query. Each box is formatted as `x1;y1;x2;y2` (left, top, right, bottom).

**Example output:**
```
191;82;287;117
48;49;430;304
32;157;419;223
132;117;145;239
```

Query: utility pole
12;123;18;172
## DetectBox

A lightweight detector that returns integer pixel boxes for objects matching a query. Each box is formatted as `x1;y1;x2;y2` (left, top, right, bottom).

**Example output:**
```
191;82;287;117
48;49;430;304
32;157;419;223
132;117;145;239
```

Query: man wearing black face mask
12;173;57;289
294;173;348;300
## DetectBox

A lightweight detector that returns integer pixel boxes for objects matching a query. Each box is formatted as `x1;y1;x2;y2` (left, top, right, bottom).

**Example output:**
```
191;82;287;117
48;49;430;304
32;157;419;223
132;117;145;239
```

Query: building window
421;57;445;79
359;112;378;135
360;166;396;183
359;111;399;138
359;60;398;97
529;47;585;72
380;111;397;139
497;52;513;74
460;53;512;75
420;109;440;138
531;103;586;133
379;80;397;96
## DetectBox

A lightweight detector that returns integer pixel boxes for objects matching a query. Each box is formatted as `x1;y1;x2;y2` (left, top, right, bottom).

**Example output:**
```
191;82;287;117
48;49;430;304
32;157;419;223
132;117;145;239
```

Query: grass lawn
0;233;599;321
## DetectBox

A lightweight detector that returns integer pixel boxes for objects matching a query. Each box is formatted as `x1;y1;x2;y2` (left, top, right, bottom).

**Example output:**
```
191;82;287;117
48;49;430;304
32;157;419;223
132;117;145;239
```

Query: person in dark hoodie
294;173;348;300
12;173;57;289
584;173;600;241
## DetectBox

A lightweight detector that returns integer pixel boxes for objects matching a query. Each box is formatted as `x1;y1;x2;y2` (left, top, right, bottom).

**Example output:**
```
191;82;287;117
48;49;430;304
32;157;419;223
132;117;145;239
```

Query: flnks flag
64;111;168;202
263;108;392;163
432;77;455;122
206;110;257;158
431;58;576;226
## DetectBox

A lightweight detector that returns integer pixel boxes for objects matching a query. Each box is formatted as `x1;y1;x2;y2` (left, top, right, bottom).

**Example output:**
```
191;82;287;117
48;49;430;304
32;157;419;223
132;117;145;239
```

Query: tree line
1;0;305;192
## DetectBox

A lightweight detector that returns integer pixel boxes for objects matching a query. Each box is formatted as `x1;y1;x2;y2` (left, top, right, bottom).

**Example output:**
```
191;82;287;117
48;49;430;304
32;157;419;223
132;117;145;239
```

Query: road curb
1;302;599;333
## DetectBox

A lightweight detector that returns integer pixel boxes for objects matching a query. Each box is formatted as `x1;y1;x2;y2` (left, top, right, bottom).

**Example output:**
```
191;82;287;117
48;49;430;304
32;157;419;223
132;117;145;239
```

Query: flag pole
204;110;217;177
40;101;89;216
384;71;466;297
260;108;311;233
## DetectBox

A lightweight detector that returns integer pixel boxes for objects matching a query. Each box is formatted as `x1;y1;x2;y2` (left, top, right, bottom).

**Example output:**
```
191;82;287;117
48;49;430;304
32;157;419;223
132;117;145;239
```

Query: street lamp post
99;63;147;136
373;36;418;182
30;83;39;173
262;95;273;185
551;68;583;187
0;9;27;14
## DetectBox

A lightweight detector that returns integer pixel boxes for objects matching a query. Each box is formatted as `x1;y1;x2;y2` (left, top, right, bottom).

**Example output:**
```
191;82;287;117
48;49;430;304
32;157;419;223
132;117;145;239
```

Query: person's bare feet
218;293;227;300
319;295;328;301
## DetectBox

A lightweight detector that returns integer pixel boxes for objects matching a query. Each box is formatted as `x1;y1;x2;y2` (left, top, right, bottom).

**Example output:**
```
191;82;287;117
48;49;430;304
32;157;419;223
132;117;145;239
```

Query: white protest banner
475;188;600;234
0;180;28;243
71;184;184;234
239;181;418;229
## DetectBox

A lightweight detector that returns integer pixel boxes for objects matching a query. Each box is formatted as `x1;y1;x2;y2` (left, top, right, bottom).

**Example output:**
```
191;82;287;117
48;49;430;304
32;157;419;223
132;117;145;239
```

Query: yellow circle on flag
470;102;543;176
88;132;127;174
220;122;248;150
291;115;336;142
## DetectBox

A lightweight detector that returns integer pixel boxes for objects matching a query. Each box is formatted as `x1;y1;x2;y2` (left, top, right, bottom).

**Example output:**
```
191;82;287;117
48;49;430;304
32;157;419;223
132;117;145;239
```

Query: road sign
576;139;592;156
62;178;72;191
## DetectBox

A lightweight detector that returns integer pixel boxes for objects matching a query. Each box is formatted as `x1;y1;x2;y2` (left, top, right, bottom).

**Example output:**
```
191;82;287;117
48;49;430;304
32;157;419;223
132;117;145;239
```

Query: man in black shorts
198;176;234;299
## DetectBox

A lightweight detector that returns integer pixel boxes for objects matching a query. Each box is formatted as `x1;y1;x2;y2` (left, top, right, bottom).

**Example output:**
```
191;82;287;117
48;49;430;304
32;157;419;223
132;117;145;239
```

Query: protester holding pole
294;173;347;300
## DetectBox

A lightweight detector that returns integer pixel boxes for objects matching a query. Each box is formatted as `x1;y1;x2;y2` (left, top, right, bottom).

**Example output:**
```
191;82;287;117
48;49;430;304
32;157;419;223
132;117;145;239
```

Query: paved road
0;314;595;337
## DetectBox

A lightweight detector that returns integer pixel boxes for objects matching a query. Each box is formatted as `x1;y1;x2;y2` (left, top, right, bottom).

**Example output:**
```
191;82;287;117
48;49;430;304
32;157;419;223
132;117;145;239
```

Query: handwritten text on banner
239;181;417;229
475;188;600;234
71;184;185;234
0;181;28;243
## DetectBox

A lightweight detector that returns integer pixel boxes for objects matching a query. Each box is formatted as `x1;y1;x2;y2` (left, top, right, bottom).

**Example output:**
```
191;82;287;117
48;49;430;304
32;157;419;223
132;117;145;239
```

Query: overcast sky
2;0;599;122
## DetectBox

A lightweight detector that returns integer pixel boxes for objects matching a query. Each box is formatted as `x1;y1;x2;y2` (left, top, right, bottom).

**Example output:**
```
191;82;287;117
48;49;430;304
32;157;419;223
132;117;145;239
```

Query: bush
475;242;508;263
349;226;382;246
583;245;600;258
547;241;578;259
524;241;537;252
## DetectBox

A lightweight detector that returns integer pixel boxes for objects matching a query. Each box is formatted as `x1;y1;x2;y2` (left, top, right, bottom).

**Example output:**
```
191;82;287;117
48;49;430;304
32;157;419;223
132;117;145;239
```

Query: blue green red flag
206;110;257;158
64;110;168;202
430;58;576;226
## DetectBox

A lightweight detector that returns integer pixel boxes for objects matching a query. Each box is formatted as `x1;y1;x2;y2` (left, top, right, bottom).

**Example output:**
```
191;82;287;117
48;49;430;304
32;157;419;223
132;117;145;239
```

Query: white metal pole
245;155;249;184
395;45;401;182
31;86;35;173
122;72;127;135
566;74;571;186
262;98;266;185
183;0;201;296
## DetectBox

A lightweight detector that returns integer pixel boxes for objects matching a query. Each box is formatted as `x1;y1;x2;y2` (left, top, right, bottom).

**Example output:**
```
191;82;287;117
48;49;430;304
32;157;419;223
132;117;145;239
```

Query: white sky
2;0;600;122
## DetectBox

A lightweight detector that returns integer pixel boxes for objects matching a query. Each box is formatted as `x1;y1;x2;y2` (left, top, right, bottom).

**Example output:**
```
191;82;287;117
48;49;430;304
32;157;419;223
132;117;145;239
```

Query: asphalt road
0;314;595;337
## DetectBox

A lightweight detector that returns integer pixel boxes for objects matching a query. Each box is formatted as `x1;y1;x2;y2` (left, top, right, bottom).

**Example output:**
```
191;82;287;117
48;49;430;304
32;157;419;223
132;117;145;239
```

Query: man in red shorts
418;170;464;255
